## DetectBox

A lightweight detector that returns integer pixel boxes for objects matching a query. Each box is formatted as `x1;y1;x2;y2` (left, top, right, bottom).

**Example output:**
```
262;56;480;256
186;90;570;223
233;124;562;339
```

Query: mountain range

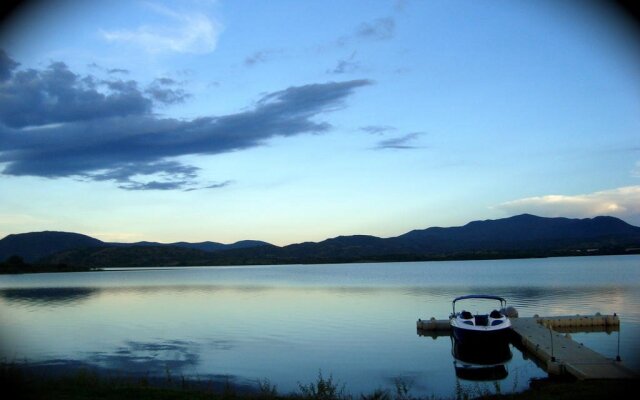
1;214;639;269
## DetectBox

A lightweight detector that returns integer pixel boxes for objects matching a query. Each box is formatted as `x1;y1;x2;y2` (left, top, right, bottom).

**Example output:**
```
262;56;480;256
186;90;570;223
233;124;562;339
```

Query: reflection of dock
417;314;638;380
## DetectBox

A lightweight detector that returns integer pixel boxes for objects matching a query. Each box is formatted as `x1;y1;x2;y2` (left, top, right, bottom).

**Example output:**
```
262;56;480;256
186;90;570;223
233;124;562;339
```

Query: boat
449;295;512;345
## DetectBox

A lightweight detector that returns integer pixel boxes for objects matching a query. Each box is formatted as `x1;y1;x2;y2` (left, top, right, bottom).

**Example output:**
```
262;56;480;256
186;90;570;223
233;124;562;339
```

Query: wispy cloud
329;17;396;48
375;132;423;149
107;68;129;75
327;52;361;74
355;18;395;41
360;125;396;135
497;186;640;223
183;180;234;192
101;4;223;54
244;50;281;67
0;51;372;191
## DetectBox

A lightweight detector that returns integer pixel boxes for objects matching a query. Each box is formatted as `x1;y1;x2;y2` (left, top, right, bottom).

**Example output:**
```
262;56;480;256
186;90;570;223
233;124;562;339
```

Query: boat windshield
452;295;507;315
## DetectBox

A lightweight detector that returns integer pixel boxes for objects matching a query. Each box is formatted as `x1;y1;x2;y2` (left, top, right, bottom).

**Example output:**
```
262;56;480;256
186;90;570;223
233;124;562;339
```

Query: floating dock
417;314;638;380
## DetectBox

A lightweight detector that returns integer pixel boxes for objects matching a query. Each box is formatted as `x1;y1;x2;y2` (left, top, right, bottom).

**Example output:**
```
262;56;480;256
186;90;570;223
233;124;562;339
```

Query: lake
1;255;639;398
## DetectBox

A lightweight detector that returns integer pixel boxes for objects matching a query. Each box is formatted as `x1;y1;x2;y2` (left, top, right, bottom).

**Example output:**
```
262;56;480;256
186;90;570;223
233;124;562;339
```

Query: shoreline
2;251;639;275
2;362;638;400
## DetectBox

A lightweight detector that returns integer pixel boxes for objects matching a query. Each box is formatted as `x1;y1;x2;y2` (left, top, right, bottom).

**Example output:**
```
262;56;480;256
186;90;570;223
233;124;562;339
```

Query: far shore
2;251;640;275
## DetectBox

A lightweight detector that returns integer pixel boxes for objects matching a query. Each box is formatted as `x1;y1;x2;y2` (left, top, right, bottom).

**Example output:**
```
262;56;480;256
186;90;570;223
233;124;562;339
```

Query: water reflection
0;256;638;398
87;339;201;374
11;357;256;393
450;336;512;382
0;287;99;306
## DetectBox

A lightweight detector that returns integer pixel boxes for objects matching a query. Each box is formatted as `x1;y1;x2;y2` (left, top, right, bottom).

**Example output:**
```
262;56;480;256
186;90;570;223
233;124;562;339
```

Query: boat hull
451;324;512;346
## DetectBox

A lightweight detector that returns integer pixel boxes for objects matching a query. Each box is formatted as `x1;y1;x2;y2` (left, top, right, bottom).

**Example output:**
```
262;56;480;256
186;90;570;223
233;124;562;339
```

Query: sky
0;0;639;245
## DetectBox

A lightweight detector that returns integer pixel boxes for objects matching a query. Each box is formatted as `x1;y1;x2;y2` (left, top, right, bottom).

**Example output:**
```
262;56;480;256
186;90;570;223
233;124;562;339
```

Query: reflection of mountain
0;287;99;306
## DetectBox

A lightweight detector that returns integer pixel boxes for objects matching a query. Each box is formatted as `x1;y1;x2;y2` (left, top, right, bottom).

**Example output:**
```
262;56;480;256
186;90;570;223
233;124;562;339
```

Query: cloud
375;132;423;149
107;68;129;75
0;61;151;128
184;180;234;192
356;18;395;40
360;125;396;135
327;52;361;74
0;52;372;190
145;78;190;105
497;186;640;223
101;4;222;54
0;49;19;82
331;17;396;48
244;50;281;66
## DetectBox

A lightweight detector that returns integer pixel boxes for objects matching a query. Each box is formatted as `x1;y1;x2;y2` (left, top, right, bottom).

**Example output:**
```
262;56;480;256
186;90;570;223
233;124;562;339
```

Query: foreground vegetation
2;363;638;400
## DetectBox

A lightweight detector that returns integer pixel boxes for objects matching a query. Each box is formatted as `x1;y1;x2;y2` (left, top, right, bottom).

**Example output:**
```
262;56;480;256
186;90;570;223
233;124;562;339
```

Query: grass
2;362;638;400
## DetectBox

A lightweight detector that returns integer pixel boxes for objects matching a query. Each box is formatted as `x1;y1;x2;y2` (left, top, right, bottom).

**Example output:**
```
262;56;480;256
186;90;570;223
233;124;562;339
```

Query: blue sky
1;0;639;245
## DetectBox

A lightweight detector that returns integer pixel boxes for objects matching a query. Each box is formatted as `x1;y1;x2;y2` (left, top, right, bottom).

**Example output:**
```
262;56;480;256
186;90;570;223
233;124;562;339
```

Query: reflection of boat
451;335;512;381
449;295;512;346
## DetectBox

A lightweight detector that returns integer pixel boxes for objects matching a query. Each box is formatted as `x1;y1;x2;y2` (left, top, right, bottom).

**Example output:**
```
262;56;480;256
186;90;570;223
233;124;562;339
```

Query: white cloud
101;4;222;54
497;186;640;223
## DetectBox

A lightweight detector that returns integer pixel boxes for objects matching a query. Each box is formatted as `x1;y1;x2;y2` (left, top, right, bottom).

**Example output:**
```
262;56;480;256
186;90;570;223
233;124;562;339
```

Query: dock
417;314;638;380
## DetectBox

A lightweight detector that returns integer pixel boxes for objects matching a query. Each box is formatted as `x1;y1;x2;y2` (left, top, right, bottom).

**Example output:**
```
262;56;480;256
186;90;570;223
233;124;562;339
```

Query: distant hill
111;240;272;252
0;232;271;264
216;214;640;263
390;214;640;253
44;245;215;269
0;231;104;262
3;214;640;269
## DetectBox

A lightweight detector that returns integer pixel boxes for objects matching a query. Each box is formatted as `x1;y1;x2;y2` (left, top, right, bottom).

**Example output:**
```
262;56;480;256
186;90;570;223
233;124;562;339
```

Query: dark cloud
0;49;19;81
0;60;151;128
0;51;372;190
375;132;423;149
87;161;200;191
145;77;190;104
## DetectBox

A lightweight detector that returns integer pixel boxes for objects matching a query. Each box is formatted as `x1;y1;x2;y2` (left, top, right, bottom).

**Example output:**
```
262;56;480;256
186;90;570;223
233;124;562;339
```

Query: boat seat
489;309;505;326
459;310;474;325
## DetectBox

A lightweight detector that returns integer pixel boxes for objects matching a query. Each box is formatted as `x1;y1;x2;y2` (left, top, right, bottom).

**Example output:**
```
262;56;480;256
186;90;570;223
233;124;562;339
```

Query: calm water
1;255;639;398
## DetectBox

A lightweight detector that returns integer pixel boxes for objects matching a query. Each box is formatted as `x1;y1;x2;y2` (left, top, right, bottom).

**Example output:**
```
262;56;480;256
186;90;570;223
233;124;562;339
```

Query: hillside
0;231;104;262
6;214;637;269
0;232;271;264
